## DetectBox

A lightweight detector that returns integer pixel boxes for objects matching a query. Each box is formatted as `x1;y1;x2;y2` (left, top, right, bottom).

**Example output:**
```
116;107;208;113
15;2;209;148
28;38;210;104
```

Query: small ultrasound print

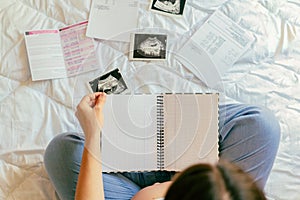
150;0;186;16
130;33;167;61
88;68;128;94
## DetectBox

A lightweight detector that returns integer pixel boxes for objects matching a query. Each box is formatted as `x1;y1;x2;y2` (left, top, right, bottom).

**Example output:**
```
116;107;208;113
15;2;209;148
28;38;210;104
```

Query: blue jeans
44;104;280;200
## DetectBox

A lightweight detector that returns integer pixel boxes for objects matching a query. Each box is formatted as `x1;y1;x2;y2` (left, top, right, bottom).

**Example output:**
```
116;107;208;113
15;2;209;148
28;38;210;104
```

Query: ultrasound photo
130;33;167;60
150;0;186;16
88;68;128;94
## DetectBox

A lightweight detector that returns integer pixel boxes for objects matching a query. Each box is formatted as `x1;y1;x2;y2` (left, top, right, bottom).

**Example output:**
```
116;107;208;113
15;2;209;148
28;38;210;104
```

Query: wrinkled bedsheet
1;0;300;199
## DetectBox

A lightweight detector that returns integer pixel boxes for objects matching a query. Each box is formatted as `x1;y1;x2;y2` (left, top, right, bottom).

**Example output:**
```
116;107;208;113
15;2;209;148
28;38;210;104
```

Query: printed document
178;10;255;88
24;21;98;81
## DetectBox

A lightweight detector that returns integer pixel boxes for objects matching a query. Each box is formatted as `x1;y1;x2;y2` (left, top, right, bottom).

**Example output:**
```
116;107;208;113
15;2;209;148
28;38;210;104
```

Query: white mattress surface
1;0;300;199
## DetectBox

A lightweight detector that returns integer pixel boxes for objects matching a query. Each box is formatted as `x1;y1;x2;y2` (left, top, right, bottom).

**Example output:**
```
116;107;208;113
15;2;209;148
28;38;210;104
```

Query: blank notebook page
101;95;157;172
163;94;219;170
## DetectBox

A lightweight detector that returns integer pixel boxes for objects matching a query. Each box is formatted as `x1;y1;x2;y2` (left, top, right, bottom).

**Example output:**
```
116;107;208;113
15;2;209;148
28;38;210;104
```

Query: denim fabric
44;103;280;200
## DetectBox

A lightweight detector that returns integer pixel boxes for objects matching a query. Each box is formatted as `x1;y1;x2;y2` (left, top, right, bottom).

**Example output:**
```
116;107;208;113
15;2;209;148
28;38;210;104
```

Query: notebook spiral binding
156;95;164;170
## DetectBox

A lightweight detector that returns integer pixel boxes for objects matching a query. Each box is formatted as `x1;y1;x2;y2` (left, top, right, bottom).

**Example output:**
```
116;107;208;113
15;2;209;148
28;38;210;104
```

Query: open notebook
101;93;219;172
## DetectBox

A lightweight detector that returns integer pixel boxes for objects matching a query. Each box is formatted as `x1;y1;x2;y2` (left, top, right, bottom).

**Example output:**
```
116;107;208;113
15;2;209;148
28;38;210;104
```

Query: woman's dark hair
164;160;266;200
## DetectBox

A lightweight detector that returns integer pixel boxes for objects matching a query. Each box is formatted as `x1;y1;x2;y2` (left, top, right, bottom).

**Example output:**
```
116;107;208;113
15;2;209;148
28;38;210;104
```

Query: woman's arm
75;137;104;200
75;92;106;200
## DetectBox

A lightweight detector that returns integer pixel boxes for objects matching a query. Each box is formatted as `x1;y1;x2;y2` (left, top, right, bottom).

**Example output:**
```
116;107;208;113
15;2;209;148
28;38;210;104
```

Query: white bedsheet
1;0;300;199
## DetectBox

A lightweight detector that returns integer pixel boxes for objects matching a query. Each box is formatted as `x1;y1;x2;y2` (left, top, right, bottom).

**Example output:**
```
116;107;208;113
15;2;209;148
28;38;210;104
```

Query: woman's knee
219;104;281;157
44;132;84;170
250;105;281;146
220;104;280;143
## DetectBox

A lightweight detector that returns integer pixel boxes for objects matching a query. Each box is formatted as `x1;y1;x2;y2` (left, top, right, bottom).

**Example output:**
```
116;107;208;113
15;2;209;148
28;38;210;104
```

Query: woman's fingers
94;93;106;128
95;93;106;109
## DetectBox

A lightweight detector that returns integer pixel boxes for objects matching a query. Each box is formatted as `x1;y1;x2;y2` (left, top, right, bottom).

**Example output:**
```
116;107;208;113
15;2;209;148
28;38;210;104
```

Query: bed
0;0;299;199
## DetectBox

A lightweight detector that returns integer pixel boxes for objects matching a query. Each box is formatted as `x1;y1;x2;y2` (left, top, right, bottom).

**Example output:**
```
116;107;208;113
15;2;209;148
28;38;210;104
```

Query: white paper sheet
86;0;139;42
178;10;254;88
24;30;67;81
101;94;158;171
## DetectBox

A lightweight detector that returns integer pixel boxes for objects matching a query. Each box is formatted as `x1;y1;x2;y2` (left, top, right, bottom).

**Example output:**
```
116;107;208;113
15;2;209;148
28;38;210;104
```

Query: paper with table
24;21;98;81
178;10;255;88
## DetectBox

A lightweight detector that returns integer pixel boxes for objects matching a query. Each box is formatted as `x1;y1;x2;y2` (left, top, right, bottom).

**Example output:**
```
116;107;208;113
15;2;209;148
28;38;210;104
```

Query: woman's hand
75;92;106;139
75;92;106;158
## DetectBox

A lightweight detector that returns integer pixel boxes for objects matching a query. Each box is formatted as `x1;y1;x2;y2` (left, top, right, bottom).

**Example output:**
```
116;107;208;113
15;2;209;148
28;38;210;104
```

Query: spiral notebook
101;93;219;172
